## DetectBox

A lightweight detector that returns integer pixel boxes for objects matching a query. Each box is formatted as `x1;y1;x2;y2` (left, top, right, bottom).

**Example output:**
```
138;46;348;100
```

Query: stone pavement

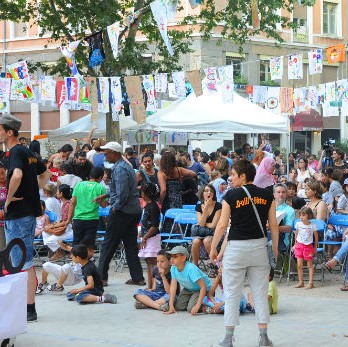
15;270;348;347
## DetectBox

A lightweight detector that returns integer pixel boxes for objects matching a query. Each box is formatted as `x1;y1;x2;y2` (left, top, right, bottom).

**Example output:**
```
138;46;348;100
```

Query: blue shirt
171;261;211;292
277;202;295;248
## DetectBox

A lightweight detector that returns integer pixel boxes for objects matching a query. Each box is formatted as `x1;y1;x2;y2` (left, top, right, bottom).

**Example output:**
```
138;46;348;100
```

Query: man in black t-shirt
0;113;50;323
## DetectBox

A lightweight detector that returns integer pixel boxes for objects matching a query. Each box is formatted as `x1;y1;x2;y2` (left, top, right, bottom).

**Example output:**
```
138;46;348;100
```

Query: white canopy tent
123;91;288;134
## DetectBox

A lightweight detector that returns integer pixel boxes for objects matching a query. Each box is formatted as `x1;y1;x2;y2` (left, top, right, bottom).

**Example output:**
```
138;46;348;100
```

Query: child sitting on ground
66;244;117;304
134;250;176;311
36;240;94;294
268;268;278;314
35;200;50;237
165;246;211;316
138;183;161;289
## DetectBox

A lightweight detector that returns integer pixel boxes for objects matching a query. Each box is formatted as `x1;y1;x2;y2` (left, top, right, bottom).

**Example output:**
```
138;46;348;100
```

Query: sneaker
36;282;49;295
219;335;234;347
159;302;169;312
48;283;64;292
259;334;273;347
27;310;37;322
134;300;147;309
104;294;117;304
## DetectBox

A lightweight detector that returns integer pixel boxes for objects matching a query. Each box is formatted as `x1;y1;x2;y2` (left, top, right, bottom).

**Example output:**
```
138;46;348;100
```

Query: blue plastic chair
45;210;58;223
182;205;196;211
160;208;186;238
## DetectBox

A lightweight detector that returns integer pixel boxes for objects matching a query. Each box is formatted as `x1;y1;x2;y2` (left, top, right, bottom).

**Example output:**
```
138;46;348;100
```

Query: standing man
96;142;144;286
0;113;50;322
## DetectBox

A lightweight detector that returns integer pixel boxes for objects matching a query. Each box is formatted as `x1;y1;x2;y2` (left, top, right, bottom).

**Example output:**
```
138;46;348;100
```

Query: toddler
35;200;50;237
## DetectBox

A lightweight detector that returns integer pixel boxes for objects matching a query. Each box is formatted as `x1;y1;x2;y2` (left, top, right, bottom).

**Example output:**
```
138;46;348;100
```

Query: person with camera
318;148;348;183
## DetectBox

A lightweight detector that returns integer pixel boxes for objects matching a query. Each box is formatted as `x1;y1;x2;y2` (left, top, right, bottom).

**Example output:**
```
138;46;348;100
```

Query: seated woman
191;184;222;266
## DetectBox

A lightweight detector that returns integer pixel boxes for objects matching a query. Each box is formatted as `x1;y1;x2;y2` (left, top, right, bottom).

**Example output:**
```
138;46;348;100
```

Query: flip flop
125;279;146;286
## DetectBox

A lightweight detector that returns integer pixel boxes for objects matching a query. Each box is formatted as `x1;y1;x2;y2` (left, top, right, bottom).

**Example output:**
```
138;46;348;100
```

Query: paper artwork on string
168;83;179;98
318;84;326;104
0;78;11;113
155;73;168;93
163;0;178;21
293;88;306;113
265;87;281;114
326;44;346;64
186;70;203;97
280;87;293;114
98;77;110;113
56;81;67;109
336;79;348;102
85;32;105;68
39;77;56;103
86;77;98;118
172;71;186;97
124;76;146;124
308;49;323;75
203;67;218;92
7;61;30;80
288;54;303;80
10;79;34;102
150;0;174;56
107;22;124;59
110;77;122;120
252;85;268;104
218;65;234;103
325;82;336;102
341;100;348;118
142;75;157;115
79;84;91;111
65;77;79;102
322;101;339;117
307;86;318;108
270;57;283;80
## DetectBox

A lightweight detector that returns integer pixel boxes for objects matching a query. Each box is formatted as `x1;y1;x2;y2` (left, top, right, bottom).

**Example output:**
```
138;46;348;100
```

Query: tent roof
48;113;106;141
124;91;288;134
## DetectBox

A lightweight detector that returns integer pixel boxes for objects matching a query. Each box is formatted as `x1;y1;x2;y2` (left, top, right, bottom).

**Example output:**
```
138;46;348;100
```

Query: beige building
0;1;347;153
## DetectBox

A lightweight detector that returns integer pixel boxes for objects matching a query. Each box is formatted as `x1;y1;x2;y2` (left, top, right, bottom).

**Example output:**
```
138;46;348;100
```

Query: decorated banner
39;77;56;103
79;85;91;111
110;77;123;120
150;0;174;56
189;0;202;8
293;88;306;113
7;61;30;80
87;77;98;120
326;44;346;64
10;78;34;101
168;83;179;98
56;80;67;109
252;85;268;104
308;49;323;75
65;77;79;102
288;54;303;80
265;87;281;114
142;75;157;114
270;57;283;80
203;67;218;92
107;22;123;59
325;82;336;103
187;70;203;97
280;87;293;114
323;101;339;117
218;65;234;103
155;73;168;93
172;71;186;97
318;84;326;104
251;0;260;30
98;77;110;113
124;75;146;124
85;32;105;68
336;79;348;102
307;86;318;108
0;78;11;113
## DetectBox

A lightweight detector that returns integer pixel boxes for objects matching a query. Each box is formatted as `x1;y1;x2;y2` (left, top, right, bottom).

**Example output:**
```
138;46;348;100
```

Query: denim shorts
5;216;36;270
134;289;169;302
67;288;103;303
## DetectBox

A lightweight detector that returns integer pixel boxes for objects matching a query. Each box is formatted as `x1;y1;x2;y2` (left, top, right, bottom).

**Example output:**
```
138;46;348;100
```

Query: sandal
323;262;334;273
340;285;348;291
125;279;146;286
293;282;304;288
305;282;314;290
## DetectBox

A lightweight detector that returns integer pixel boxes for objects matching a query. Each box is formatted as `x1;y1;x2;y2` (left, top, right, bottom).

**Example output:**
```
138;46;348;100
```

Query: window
293;18;308;43
323;2;338;35
12;21;28;38
260;60;270;83
226;57;243;80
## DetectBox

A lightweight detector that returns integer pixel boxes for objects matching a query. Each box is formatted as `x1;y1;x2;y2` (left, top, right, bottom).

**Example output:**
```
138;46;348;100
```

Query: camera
322;139;334;157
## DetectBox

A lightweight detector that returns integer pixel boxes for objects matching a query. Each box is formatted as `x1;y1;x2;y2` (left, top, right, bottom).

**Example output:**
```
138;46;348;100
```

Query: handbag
241;186;277;269
191;224;214;237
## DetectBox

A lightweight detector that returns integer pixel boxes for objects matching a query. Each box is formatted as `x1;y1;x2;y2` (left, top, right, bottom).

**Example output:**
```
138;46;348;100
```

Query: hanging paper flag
336;79;348;102
7;61;30;80
150;0;174;56
56;80;67;109
79;84;91;111
172;71;186;97
204;67;218;92
218;65;234;103
39;76;56;103
270;57;283;80
252;85;268;104
308;49;323;75
317;84;326;104
325;82;336;102
0;78;11;113
293;88;306;113
168;83;179;98
323;101;339;117
110;77;123;120
107;22;124;59
189;0;202;8
142;75;157;114
251;0;260;30
288;54;303;80
186;70;203;97
124;76;146;124
10;79;34;101
326;44;346;64
155;73;168;93
60;40;86;87
86;77;98;120
280;87;293;114
164;0;178;21
85;32;105;68
98;77;110;113
65;77;79;102
307;86;318;108
265;87;281;114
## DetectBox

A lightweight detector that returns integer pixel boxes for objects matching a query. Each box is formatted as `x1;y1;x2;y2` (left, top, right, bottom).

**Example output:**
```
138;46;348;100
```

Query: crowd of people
1;111;348;347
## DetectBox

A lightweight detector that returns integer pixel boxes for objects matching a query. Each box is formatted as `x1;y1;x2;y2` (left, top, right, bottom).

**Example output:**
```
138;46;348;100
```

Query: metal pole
3;21;7;75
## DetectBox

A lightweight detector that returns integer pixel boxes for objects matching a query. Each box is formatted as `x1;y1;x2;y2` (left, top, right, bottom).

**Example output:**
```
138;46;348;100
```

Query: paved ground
14;266;348;347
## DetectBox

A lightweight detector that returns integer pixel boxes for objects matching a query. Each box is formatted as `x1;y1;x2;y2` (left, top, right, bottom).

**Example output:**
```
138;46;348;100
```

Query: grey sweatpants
223;237;270;326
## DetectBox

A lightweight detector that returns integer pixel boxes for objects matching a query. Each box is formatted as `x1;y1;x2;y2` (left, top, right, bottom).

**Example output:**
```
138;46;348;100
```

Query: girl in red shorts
293;207;318;289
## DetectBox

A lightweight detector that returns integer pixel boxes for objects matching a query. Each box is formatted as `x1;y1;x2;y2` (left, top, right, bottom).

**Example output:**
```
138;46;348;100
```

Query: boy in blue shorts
166;246;211;316
67;244;117;304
